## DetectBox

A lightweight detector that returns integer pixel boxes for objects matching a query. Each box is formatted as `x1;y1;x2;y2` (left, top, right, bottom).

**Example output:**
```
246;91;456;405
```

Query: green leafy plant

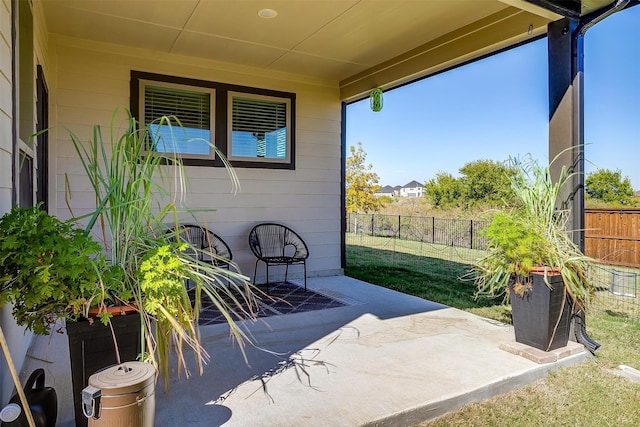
0;205;107;334
482;211;548;278
66;108;258;387
472;154;595;310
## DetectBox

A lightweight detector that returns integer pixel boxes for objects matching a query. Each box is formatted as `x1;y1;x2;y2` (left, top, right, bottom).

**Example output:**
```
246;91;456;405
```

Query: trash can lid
88;362;156;396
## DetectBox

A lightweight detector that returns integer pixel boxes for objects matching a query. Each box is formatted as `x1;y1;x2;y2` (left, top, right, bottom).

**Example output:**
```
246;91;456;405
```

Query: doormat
198;281;350;326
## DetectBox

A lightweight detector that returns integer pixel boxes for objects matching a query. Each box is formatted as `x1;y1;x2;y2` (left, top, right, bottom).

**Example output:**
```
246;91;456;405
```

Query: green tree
459;159;515;207
424;172;463;208
346;142;382;213
424;159;514;208
585;168;634;205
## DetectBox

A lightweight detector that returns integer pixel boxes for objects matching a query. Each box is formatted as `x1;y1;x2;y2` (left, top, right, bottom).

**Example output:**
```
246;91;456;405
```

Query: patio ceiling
39;0;614;101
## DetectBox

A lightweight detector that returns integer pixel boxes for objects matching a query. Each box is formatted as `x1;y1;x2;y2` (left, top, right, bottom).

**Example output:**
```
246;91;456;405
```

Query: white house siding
0;10;14;389
0;0;11;215
49;36;343;281
400;186;423;198
0;0;36;406
0;0;15;405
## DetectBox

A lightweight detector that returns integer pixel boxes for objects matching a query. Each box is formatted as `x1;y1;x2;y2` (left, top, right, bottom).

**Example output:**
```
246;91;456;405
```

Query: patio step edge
359;351;590;427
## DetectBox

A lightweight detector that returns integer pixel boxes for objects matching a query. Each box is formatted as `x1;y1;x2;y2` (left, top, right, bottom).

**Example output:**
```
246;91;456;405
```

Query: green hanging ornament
370;88;383;112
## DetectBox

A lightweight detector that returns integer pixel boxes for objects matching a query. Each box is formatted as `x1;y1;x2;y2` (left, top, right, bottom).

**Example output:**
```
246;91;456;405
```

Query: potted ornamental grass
472;154;595;351
3;108;259;426
64;108;259;383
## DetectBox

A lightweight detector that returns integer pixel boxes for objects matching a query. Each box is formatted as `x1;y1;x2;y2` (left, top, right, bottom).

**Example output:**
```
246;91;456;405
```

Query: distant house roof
402;180;423;188
393;185;402;191
376;185;395;194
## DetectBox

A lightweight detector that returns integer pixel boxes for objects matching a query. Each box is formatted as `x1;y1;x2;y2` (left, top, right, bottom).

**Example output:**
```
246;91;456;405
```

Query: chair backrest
248;223;309;260
168;224;232;263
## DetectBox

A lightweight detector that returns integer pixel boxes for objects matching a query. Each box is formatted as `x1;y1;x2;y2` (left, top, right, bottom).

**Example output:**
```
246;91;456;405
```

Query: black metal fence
346;213;489;250
345;213;639;322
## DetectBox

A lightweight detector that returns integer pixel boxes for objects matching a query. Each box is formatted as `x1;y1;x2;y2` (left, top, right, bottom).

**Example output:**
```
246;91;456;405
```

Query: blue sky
346;6;639;190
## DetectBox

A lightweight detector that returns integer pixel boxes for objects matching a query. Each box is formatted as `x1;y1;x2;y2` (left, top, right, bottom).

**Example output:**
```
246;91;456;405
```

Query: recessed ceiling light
258;8;278;19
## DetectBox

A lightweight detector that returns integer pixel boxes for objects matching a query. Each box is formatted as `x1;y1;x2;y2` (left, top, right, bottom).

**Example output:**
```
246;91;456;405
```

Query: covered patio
23;276;587;426
2;0;637;420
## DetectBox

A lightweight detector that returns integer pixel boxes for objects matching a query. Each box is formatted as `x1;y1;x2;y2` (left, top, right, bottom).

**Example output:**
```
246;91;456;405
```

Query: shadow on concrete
155;276;447;425
23;276;586;427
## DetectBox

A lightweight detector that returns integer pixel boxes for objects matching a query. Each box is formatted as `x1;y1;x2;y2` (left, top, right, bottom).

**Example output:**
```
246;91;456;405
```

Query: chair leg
266;263;269;294
284;264;289;284
253;261;259;286
303;261;307;291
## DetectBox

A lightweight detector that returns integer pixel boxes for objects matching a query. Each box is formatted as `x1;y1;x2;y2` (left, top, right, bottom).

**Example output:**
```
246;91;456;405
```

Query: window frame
12;0;36;207
131;71;296;169
138;79;216;161
227;91;292;166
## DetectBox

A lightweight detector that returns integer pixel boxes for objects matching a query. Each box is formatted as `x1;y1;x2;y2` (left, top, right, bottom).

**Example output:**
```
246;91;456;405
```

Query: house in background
1;0;630;404
400;181;425;198
375;185;396;197
378;181;424;197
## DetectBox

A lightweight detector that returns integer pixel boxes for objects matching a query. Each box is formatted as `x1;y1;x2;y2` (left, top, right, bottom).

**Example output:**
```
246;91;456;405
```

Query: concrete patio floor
20;275;589;426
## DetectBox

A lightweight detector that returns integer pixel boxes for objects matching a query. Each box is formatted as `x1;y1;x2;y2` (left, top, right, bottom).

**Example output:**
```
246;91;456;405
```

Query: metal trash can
610;269;638;298
82;362;156;427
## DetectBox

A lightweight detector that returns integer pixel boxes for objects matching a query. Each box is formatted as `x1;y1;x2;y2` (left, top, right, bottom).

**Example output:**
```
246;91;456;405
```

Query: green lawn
345;240;640;426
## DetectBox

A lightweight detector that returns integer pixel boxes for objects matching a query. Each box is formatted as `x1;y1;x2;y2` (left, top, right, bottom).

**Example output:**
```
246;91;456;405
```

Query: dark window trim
131;71;296;169
36;65;48;211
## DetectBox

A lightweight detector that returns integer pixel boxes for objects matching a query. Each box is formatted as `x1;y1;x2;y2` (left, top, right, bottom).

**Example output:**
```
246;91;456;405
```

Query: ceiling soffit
39;1;559;99
340;8;551;101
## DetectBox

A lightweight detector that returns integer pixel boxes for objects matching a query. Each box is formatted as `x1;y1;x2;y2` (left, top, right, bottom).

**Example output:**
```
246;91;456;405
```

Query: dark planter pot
509;272;573;351
66;313;141;427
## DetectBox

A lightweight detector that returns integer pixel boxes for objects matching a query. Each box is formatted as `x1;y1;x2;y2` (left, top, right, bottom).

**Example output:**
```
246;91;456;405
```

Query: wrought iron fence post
432;217;436;243
470;219;474;249
371;214;374;236
398;215;401;239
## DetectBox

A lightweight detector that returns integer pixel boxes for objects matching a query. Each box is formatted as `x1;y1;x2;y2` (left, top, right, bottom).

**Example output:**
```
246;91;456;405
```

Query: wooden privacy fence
585;209;640;268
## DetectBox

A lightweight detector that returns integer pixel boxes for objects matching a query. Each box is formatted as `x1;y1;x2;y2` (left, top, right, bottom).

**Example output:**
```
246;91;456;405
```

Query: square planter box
67;313;141;427
510;272;573;351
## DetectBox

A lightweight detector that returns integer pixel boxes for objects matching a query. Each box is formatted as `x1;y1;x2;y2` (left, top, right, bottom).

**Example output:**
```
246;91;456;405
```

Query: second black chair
248;223;309;292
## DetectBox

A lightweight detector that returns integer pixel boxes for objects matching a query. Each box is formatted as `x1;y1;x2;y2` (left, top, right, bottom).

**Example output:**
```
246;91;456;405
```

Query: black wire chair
248;223;309;292
166;224;233;289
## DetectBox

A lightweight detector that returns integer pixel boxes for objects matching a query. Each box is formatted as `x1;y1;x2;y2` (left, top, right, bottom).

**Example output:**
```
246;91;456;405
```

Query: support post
547;18;585;250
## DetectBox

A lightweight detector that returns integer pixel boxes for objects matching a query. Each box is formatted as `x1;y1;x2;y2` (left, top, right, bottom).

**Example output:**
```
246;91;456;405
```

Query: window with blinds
228;93;290;163
140;81;215;157
132;71;295;169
